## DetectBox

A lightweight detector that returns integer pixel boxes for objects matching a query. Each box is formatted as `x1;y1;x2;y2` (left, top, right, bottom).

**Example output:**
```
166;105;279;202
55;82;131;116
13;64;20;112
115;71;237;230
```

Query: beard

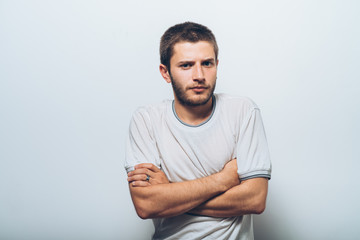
170;74;216;107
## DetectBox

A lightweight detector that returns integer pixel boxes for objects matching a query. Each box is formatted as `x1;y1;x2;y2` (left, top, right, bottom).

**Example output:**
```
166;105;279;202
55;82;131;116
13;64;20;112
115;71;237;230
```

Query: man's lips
189;85;208;89
190;86;208;93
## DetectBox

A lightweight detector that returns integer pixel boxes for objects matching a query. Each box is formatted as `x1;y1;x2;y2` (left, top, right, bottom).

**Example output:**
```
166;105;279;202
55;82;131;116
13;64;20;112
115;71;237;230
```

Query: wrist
216;168;240;190
213;171;232;192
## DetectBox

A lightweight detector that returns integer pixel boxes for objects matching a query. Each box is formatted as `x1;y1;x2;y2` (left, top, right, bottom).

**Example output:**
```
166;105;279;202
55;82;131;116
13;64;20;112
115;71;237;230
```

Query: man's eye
181;64;191;68
203;61;213;67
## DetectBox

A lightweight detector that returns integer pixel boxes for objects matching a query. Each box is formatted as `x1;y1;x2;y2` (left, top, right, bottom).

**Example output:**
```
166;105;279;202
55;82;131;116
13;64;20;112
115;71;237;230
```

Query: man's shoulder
216;93;259;111
131;99;172;120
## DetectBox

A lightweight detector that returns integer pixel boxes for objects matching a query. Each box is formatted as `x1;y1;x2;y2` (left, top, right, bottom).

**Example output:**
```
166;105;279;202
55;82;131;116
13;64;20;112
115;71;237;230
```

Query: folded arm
128;160;269;218
127;160;239;219
189;177;268;217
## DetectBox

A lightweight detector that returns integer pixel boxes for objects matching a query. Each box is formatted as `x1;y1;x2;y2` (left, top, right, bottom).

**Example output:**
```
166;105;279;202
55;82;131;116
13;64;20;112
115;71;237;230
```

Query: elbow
252;181;268;214
253;200;266;214
252;194;267;214
134;203;154;219
133;199;160;219
130;189;157;219
136;208;151;220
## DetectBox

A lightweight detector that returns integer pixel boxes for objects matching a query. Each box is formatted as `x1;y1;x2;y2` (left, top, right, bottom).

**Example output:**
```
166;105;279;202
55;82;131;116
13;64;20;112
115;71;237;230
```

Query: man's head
160;22;218;73
159;22;219;107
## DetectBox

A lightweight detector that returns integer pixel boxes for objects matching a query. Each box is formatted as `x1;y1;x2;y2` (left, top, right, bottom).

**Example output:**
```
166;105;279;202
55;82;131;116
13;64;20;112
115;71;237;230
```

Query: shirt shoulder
131;99;171;122
215;93;259;119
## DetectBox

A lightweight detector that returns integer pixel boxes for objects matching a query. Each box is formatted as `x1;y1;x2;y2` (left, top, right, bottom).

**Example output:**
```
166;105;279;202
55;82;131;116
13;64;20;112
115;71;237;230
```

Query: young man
125;22;272;240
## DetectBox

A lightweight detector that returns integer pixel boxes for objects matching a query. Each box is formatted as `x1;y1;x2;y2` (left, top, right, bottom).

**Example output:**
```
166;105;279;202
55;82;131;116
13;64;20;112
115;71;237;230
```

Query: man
125;22;271;240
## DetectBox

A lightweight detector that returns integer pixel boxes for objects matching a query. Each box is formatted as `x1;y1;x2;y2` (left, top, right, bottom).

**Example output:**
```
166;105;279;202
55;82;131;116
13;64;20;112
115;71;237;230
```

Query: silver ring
146;175;150;181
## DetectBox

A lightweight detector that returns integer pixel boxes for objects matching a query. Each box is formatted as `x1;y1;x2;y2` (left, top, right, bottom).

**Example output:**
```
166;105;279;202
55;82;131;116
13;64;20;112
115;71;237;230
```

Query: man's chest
154;122;237;182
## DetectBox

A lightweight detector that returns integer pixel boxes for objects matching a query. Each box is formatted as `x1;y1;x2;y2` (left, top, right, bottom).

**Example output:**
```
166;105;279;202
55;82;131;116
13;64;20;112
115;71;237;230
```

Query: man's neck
173;97;214;126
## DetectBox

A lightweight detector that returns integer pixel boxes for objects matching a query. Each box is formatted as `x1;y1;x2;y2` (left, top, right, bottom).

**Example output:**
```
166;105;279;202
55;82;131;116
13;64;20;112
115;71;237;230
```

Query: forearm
189;178;268;218
129;172;237;219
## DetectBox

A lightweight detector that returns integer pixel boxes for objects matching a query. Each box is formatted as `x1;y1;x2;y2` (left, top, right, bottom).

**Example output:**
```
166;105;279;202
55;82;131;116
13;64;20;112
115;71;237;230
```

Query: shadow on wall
254;210;296;240
253;195;294;240
254;214;291;240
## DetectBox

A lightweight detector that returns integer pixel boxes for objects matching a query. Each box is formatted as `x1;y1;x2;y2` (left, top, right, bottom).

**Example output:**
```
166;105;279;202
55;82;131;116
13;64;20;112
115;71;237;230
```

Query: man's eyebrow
202;58;216;62
177;58;215;64
177;60;195;65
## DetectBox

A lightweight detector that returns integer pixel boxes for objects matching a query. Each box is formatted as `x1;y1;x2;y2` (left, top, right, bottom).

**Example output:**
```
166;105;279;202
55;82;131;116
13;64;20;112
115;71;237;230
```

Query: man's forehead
172;41;216;61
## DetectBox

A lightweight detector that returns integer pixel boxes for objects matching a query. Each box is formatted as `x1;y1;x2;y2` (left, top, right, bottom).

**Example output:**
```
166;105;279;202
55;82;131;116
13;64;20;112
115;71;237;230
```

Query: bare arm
127;160;239;219
129;160;269;218
189;177;268;217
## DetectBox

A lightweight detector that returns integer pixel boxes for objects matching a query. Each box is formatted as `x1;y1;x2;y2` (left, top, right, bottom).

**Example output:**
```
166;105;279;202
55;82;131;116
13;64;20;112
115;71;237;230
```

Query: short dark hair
160;22;218;71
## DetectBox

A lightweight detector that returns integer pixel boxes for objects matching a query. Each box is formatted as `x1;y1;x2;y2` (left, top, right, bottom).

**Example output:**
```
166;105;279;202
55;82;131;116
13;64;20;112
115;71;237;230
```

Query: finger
127;174;148;182
147;164;161;173
135;163;161;173
131;180;151;187
128;168;151;177
134;163;152;169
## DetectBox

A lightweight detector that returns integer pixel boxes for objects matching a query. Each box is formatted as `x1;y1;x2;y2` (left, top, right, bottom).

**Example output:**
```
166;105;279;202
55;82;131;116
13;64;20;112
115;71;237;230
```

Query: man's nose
193;64;205;81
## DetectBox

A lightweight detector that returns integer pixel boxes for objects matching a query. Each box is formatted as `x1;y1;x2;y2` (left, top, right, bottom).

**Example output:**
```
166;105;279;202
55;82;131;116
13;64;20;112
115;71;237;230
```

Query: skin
128;41;269;219
128;162;268;218
160;41;218;125
128;160;240;219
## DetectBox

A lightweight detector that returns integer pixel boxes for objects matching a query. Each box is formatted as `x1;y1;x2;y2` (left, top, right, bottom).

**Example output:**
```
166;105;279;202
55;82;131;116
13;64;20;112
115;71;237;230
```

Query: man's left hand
127;163;170;187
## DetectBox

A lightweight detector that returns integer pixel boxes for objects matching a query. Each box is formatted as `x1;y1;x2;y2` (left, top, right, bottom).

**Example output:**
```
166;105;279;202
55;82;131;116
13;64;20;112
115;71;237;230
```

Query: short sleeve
236;108;272;181
124;109;161;173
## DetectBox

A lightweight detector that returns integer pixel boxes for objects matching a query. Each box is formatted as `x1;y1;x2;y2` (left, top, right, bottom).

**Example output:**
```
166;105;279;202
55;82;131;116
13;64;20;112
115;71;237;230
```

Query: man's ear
159;64;171;83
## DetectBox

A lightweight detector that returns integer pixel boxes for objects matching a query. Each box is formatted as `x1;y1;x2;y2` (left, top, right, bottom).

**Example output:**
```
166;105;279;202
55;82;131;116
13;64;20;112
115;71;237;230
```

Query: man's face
168;41;218;107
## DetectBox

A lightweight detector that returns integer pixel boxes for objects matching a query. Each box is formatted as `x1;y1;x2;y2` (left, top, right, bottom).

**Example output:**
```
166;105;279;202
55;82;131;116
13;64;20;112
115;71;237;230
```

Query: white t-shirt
125;93;272;240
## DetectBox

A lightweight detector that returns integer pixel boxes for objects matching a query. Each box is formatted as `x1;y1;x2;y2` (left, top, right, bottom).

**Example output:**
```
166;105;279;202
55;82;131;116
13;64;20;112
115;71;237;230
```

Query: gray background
1;0;359;239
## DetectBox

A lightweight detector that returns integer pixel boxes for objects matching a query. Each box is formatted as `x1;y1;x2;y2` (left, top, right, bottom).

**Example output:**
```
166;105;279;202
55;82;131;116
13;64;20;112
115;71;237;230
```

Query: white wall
0;1;359;239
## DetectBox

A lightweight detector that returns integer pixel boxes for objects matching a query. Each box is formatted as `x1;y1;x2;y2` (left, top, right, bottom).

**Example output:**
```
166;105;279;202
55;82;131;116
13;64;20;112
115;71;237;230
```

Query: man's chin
182;94;213;107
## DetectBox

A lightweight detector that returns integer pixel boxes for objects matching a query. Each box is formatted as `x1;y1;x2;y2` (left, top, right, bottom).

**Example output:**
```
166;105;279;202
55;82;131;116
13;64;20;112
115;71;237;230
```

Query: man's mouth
190;86;208;93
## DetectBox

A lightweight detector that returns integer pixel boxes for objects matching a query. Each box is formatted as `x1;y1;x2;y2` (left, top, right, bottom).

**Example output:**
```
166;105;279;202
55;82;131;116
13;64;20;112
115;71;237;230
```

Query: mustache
188;84;209;89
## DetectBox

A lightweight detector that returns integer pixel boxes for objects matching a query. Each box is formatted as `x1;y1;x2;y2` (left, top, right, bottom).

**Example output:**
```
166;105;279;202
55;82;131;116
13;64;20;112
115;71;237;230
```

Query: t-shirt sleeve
236;107;272;181
124;109;161;173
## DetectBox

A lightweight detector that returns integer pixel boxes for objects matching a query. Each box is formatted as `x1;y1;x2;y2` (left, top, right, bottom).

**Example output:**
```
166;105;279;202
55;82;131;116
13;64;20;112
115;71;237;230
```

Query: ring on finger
146;175;150;181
